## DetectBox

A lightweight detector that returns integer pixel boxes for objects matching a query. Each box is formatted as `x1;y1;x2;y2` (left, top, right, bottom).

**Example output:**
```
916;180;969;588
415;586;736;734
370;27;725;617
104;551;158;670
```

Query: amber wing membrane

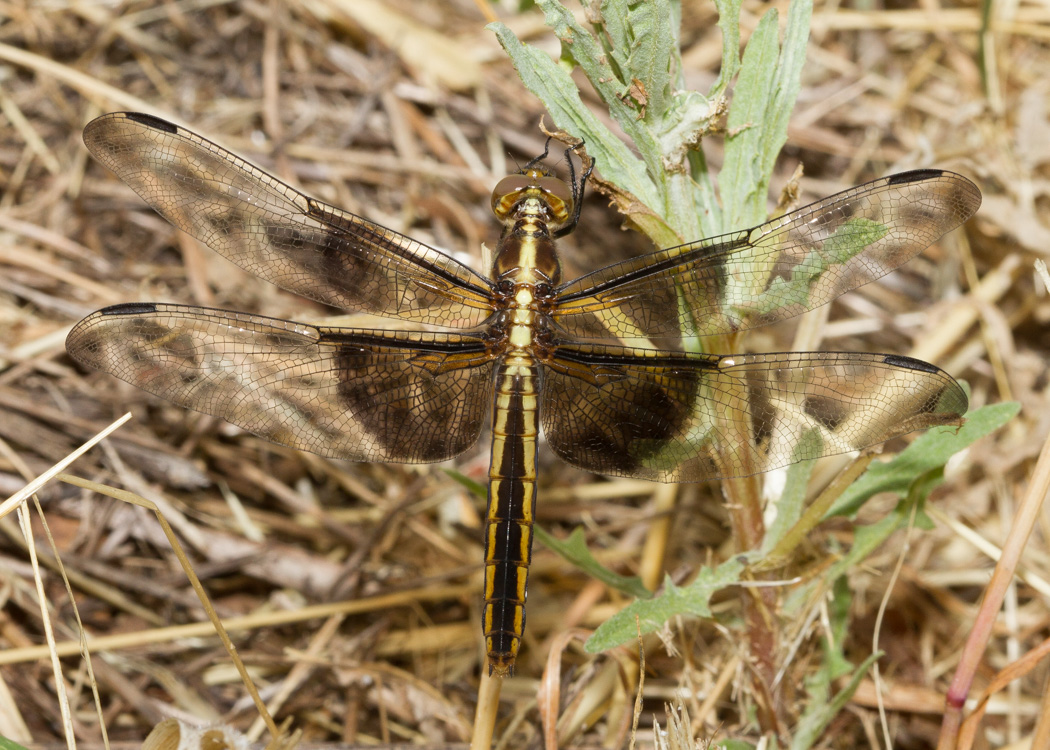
66;303;496;462
541;346;967;481
82;112;495;328
553;170;981;345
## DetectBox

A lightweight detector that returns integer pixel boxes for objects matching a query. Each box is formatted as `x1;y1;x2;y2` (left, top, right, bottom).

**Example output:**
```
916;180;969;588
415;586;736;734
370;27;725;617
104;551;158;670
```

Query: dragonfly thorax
491;205;563;287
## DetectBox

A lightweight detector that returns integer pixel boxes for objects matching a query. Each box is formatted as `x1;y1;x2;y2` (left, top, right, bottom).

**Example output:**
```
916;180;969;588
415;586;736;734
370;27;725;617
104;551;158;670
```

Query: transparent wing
554;170;980;344
66;303;497;462
541;345;967;481
83;112;495;328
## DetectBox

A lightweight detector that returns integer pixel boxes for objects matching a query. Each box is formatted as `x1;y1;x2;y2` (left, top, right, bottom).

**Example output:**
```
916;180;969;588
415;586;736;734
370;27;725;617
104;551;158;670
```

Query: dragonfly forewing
552;170;981;345
83;112;496;328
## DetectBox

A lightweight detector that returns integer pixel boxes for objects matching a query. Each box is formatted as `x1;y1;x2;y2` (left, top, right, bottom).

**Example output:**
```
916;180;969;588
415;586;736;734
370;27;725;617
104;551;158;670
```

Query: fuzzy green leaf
709;0;743;97
820;577;854;680
722;0;812;230
683;0;742;236
620;0;675;117
761;0;811;184
488;20;660;209
823;469;943;586
533;0;663;170
781;475;928;619
720;6;780;229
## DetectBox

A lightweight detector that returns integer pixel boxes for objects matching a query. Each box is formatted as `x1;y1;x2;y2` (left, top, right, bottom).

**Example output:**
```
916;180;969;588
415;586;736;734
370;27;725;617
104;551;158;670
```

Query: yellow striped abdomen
483;357;539;675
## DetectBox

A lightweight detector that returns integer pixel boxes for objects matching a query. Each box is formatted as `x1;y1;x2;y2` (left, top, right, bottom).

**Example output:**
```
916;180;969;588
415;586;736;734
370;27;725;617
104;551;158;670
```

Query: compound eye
492;175;531;204
537;176;573;204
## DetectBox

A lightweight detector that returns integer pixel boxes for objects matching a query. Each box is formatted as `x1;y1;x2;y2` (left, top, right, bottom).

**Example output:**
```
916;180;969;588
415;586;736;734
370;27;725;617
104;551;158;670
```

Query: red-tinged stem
936;430;1050;750
724;472;779;732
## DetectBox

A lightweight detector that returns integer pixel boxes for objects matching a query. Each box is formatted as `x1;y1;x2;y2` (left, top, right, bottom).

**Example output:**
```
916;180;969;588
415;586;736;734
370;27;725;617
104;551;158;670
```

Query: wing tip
882;354;969;418
888;168;983;217
66;303;160;356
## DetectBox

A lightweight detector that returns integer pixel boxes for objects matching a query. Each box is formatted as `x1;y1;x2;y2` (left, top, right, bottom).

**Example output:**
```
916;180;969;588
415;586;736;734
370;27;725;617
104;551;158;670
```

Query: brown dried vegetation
0;1;1048;748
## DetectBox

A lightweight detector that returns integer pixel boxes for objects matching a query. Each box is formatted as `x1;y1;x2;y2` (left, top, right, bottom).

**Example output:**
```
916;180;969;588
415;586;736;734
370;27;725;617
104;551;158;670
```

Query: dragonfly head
491;168;575;231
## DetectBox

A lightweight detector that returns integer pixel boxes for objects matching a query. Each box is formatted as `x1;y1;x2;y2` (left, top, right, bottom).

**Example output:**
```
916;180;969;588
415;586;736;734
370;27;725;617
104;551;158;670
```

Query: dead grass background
0;0;1048;747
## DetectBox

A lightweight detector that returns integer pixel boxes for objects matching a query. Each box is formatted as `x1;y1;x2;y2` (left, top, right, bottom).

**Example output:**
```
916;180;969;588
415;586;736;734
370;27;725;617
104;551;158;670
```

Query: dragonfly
67;112;981;676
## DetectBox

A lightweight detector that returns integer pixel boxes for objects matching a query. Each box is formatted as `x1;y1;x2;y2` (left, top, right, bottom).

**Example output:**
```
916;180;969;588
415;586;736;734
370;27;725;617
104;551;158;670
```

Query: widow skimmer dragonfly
67;112;980;676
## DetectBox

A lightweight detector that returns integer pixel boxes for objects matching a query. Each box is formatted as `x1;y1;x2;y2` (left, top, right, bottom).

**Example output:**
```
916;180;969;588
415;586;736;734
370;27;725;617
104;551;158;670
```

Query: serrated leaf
599;0;631;70
683;0;741;236
709;0;743;97
828;401;1019;517
759;0;811;196
620;0;675;117
820;469;943;587
585;556;746;652
535;526;652;599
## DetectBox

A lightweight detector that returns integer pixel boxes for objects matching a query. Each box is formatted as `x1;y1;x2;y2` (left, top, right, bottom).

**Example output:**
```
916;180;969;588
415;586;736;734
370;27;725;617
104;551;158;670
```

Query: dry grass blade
53;471;281;741
470;671;501;750
0;42;167;116
14;501;78;750
653;702;706;750
955;636;1050;749
0;414;131;517
0;421;136;750
0;546;475;666
305;0;483;92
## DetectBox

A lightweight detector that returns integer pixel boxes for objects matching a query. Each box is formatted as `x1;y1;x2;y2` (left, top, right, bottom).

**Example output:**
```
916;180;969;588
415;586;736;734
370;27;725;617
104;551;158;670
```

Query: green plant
490;0;1012;744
